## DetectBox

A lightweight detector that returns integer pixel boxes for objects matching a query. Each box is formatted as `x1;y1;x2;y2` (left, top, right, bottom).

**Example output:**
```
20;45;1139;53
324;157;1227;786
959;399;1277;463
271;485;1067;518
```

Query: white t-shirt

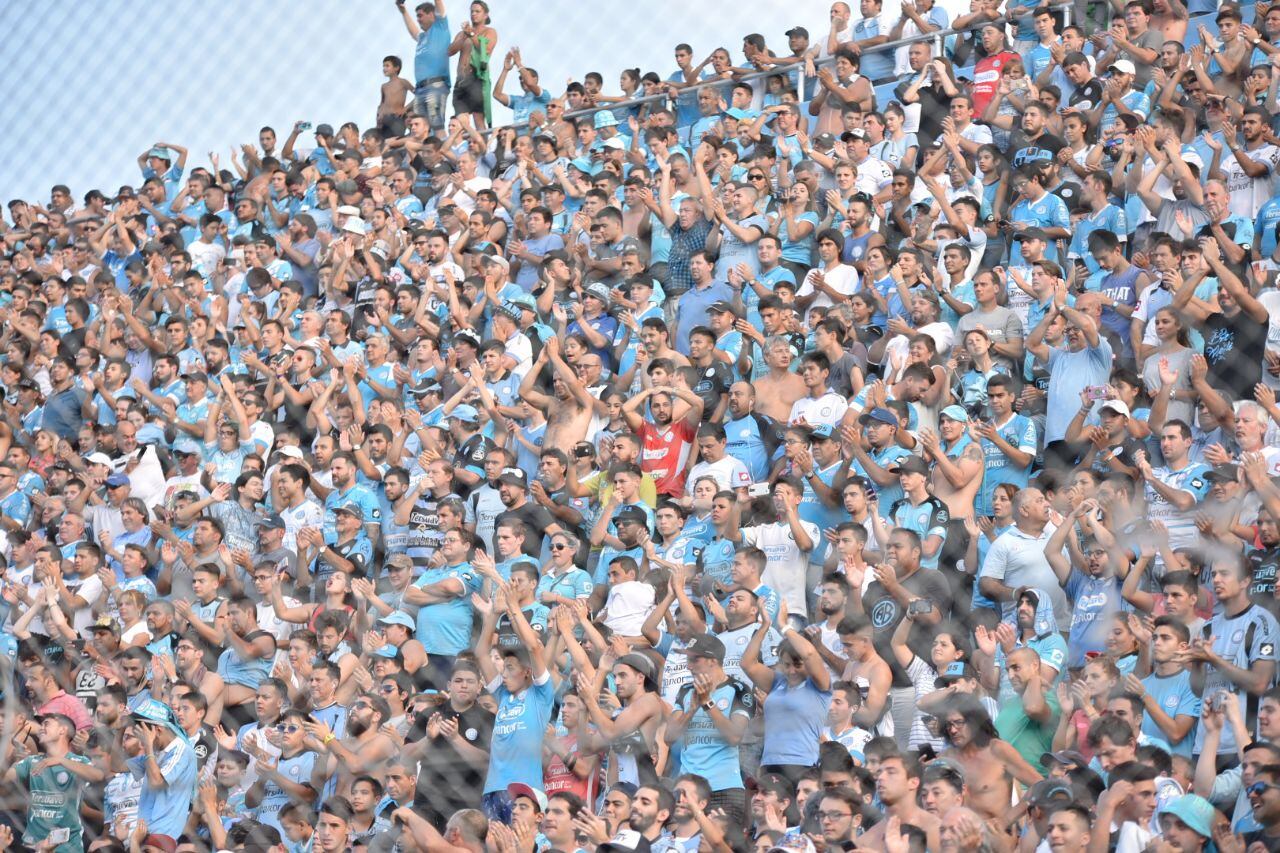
789;392;850;428
797;263;860;310
685;455;752;494
1220;142;1280;221
742;520;822;619
66;574;105;634
603;581;656;637
1260;290;1280;390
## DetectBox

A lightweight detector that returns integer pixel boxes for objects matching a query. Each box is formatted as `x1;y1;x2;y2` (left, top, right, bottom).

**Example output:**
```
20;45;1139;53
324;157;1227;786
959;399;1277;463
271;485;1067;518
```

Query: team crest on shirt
466;728;478;740
871;599;897;628
717;697;730;710
290;764;302;778
1233;630;1245;645
1263;643;1275;657
55;771;69;785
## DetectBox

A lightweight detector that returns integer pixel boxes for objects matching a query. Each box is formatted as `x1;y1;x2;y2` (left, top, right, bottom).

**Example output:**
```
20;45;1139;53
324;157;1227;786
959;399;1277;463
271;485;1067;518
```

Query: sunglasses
1249;781;1280;796
551;543;571;551
274;724;301;734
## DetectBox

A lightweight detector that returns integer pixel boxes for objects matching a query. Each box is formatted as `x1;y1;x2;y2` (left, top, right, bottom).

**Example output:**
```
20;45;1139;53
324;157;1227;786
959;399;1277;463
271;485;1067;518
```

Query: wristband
323;733;336;745
702;700;715;710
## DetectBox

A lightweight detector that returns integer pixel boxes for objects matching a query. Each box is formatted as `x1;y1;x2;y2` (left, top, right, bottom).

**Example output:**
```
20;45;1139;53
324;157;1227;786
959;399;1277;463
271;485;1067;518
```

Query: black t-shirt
412;702;495;802
1009;132;1066;168
494;502;559;555
1250;545;1280;613
1090;437;1146;476
862;567;954;687
1203;308;1267;398
692;360;734;412
1068;79;1104;118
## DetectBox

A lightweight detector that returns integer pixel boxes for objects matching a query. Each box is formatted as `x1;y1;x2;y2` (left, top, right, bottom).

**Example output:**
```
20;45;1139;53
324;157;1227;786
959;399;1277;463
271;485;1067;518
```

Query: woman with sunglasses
536;532;592;607
772;182;820;283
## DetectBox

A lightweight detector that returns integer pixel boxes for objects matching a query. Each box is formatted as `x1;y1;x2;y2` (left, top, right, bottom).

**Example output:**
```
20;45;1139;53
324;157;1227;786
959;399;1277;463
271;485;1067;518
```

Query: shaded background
0;0;821;205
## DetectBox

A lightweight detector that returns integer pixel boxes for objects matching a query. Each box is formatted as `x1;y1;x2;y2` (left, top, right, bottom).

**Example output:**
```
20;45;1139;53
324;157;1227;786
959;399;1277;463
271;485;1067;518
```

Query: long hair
945;695;998;748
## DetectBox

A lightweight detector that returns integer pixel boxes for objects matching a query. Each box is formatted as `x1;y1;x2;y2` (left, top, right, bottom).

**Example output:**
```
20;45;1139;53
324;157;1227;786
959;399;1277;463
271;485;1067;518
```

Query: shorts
414;79;449;132
453;74;485;115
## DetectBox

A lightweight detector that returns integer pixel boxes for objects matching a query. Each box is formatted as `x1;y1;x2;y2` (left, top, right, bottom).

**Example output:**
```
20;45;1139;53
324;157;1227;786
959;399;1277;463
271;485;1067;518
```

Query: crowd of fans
8;0;1280;850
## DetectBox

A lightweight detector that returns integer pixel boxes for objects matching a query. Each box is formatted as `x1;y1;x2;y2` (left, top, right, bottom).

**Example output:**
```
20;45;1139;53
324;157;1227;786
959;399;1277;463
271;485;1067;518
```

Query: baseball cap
412;379;442;397
617;653;656;680
937;661;977;684
172;436;202;456
105;474;131;488
1158;794;1214;838
141;837;177;853
1205;464;1240;483
585;282;613;304
335;205;361;217
1109;59;1137;75
614;506;648;526
507;782;549;812
1026;778;1074;808
259;513;286;531
385;555;415;571
452;403;480;423
498;467;528;487
508;292;537;311
602;137;626;150
708;300;740;316
276;445;305;460
497;301;522;322
846;128;868;140
315;123;335;137
859;407;897;427
785;25;810;38
1040;749;1088;769
685;633;727;663
86;452;113;467
481;253;510;271
892;456;930;476
809;423;835;441
1099;400;1131;418
940;404;970;423
371;644;401;659
333;502;365;520
379;610;417;630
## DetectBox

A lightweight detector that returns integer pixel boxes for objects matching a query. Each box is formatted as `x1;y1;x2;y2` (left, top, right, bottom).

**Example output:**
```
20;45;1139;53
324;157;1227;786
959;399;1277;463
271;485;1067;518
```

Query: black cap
891;456;930;476
260;513;286;531
614;506;648;526
1015;226;1049;242
1205;464;1239;483
497;467;528;487
684;634;726;663
708;300;740;317
785;25;810;38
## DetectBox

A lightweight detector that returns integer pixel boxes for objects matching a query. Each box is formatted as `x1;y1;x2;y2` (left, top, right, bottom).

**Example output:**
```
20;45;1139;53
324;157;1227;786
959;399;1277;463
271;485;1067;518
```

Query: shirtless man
855;754;940;851
938;696;1042;820
837;615;894;736
918;406;983;520
751;337;807;423
576;649;667;784
305;694;398;798
447;2;499;129
1149;0;1187;42
517;337;594;451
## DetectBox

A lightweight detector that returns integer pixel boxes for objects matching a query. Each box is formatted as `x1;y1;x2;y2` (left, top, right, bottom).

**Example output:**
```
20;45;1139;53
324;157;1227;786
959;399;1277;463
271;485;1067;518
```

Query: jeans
415;79;449;133
482;790;512;823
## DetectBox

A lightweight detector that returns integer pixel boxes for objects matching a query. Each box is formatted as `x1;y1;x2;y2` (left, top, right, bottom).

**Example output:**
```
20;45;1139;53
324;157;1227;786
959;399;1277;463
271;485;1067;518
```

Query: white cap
1110;59;1136;76
335;205;361;217
276;446;304;460
342;217;366;235
86;452;113;467
1100;400;1131;418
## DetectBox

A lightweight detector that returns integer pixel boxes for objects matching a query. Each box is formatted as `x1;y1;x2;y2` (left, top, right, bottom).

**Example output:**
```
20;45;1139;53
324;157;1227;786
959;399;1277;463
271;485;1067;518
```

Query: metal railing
491;1;1075;135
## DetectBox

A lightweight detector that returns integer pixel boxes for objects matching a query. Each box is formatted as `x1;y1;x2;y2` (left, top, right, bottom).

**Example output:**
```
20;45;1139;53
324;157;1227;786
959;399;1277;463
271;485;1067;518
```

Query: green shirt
994;686;1061;771
15;753;92;853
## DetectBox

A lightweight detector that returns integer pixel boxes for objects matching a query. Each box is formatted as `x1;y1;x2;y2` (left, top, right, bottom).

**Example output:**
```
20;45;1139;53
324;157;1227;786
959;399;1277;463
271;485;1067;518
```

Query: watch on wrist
702;699;715;710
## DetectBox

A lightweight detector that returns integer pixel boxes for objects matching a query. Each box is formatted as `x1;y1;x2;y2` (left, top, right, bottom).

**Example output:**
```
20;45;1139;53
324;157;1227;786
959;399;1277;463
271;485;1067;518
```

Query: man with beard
494;467;562;557
1250;506;1280;610
578;653;666;787
855;754;939;850
938;696;1043;820
622;384;706;499
308;694;396;799
94;684;131;732
407;661;493;831
321;452;382;547
629;785;675;851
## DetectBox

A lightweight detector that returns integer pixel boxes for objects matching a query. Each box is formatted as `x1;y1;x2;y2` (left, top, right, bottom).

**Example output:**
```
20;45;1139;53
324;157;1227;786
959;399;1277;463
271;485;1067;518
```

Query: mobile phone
908;599;933;615
1084;385;1108;401
298;122;313;131
49;829;70;845
748;483;771;497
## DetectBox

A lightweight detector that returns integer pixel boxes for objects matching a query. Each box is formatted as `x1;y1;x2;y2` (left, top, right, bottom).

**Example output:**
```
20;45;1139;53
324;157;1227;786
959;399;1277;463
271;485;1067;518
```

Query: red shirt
970;51;1019;115
637;419;696;496
39;690;94;732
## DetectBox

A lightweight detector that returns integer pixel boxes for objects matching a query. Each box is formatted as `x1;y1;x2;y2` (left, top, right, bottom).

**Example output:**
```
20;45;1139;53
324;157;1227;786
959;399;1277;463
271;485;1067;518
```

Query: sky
0;0;827;206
